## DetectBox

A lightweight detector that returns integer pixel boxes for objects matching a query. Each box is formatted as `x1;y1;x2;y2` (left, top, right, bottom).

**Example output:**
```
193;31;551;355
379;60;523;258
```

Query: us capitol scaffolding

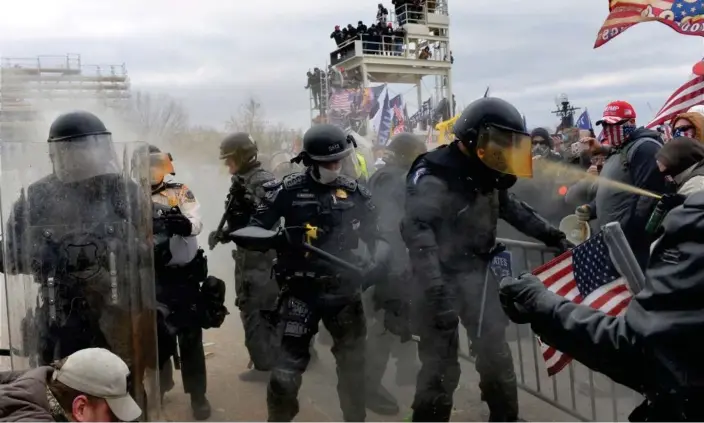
0;54;131;141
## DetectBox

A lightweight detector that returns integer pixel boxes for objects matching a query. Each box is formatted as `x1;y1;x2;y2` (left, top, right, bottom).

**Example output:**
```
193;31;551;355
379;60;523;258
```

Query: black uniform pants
157;313;207;396
268;286;366;422
235;252;280;371
363;288;417;392
412;269;518;422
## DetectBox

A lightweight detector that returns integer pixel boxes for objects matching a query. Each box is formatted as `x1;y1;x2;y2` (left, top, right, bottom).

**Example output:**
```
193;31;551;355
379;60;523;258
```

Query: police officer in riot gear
246;123;389;422
0;110;160;416
364;133;426;415
208;132;280;382
149;145;212;420
402;98;573;422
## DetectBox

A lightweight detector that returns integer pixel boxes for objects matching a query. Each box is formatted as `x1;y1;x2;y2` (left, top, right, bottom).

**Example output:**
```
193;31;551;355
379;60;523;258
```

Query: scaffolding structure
309;0;452;139
0;54;131;140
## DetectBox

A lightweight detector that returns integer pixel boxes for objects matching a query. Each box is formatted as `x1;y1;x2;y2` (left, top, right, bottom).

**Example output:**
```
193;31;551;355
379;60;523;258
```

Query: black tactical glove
498;273;547;324
425;285;458;330
164;214;192;237
382;299;412;342
660;193;687;210
555;237;576;254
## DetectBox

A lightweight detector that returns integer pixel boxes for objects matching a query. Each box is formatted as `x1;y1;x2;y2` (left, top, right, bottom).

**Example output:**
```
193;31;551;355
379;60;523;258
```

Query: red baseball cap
596;100;636;125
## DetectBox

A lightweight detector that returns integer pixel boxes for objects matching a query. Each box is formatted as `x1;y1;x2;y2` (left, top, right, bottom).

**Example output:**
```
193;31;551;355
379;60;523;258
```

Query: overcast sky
2;0;704;132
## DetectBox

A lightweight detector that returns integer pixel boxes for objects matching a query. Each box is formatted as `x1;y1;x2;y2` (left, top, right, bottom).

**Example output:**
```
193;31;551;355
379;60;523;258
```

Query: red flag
595;0;704;49
532;231;632;376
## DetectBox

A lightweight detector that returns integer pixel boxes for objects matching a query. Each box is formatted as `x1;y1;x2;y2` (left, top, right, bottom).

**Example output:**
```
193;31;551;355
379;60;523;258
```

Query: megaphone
559;214;591;245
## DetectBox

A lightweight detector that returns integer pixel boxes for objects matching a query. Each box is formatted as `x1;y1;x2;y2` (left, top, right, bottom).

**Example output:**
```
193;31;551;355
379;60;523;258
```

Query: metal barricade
455;238;642;421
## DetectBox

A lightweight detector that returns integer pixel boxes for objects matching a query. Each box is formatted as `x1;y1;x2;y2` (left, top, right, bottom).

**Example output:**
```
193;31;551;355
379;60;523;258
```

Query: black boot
191;393;211;420
238;368;271;382
365;384;399;415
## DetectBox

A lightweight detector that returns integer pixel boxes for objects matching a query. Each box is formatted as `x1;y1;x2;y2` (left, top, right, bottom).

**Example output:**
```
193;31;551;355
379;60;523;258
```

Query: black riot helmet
386;132;427;166
219;132;258;167
47;110;111;142
293;124;355;165
47;111;119;182
453;97;533;178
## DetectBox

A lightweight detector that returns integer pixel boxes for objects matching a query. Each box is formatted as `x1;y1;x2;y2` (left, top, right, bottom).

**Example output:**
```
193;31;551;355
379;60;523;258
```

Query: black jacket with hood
504;190;704;421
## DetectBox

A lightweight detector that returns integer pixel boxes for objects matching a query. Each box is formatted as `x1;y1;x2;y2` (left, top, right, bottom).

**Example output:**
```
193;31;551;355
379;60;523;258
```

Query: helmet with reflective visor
453;97;533;178
46;111;120;183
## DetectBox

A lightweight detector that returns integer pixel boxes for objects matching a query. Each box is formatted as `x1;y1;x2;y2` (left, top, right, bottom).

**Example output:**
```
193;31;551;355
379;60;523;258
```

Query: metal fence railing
457;238;642;421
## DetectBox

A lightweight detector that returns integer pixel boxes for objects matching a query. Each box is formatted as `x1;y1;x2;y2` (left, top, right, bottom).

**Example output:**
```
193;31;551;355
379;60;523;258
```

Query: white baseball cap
53;348;142;422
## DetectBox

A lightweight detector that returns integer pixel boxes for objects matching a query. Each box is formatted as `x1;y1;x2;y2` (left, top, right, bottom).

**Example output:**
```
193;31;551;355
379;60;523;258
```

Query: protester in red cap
576;100;671;270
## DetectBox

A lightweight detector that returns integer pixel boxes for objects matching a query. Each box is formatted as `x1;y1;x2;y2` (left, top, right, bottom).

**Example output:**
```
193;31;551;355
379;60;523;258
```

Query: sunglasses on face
675;125;694;132
532;138;547;145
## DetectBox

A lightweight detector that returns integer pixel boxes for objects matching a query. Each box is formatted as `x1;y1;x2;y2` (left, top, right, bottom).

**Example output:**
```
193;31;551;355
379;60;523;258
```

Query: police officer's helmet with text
293;124;355;166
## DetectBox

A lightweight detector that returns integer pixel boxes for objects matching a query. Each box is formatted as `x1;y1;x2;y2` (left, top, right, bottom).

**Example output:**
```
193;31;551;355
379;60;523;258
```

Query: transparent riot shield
0;140;161;420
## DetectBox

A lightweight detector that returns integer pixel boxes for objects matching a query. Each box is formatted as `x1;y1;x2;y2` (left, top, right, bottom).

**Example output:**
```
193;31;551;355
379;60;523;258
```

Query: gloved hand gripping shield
0;140;161;420
476;124;534;178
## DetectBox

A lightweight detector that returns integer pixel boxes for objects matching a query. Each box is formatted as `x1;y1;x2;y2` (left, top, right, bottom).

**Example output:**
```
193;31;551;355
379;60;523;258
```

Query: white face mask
318;166;341;184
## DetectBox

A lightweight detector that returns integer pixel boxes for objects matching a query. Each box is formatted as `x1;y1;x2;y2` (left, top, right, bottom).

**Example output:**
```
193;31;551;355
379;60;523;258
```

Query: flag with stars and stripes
646;59;704;129
595;0;704;49
531;230;633;376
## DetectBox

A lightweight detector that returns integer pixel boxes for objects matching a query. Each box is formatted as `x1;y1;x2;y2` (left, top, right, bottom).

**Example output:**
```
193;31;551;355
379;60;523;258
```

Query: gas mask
317;166;341;184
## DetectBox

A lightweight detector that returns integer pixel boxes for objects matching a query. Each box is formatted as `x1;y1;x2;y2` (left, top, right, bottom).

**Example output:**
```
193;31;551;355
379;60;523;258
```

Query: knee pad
269;369;301;398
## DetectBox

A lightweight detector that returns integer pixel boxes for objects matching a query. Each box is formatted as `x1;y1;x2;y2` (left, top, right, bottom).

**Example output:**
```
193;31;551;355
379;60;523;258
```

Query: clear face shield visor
49;134;120;183
149;152;175;185
476;125;533;178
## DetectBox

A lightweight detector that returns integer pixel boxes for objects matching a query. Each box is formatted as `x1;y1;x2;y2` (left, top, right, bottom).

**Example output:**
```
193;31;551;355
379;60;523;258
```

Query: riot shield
0;140;161;420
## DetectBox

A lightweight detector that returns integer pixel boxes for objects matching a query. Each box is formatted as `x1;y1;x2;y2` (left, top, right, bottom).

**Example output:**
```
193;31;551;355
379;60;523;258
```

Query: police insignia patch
411;167;429;185
335;189;348;199
184;189;195;201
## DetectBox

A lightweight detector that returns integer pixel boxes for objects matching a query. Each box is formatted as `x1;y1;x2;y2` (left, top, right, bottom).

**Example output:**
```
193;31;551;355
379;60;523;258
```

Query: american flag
329;89;355;112
532;230;633;376
391;105;405;134
595;0;704;48
646;66;704;129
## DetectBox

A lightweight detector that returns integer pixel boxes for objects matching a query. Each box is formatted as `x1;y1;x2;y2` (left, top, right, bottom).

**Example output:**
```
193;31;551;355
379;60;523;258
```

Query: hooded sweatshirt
656;136;704;196
0;367;59;422
671;112;704;142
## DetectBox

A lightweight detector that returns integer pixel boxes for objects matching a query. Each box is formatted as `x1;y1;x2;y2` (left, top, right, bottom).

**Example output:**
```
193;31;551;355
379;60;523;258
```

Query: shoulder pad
283;172;306;190
336;175;358;191
262;179;282;190
357;183;371;199
409;166;431;185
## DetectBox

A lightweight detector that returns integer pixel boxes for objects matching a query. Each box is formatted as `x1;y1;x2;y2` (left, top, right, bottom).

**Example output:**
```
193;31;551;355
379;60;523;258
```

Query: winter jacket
594;127;669;269
509;190;704;421
0;367;57;422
